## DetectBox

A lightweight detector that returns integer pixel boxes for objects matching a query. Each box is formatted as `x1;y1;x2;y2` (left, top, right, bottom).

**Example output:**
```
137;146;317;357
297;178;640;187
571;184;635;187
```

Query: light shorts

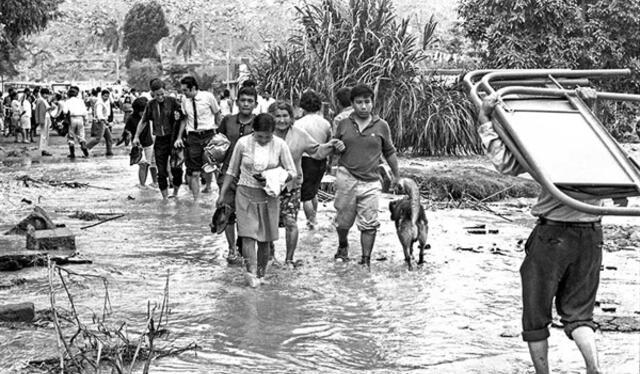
139;145;156;168
333;166;381;231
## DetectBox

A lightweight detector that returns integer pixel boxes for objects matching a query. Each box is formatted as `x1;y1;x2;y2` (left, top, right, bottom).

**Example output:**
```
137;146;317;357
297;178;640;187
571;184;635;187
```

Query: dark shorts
520;220;603;342
185;130;215;175
279;187;301;228
301;157;326;202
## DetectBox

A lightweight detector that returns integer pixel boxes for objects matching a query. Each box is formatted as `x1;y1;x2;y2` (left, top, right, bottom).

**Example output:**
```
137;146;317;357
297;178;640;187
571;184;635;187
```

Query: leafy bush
458;0;640;141
252;0;480;156
123;1;169;67
126;59;162;92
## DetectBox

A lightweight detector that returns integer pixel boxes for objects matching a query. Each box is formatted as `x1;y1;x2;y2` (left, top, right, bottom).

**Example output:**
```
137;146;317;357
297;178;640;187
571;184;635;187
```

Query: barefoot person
216;86;258;263
217;114;296;287
126;96;158;187
478;89;604;374
175;76;220;201
331;84;399;268
133;78;184;199
270;100;337;268
294;90;332;229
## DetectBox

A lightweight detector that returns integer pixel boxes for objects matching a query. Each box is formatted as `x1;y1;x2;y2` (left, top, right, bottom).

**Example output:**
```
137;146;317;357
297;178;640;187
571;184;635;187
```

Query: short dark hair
300;90;322;112
336;87;351;108
222;89;230;98
242;79;256;88
149;78;165;91
252;113;276;132
268;100;294;118
238;86;257;101
350;84;374;102
132;97;148;114
33;86;41;95
101;89;110;96
10;91;18;99
68;87;79;97
23;88;31;95
180;76;199;90
40;88;51;95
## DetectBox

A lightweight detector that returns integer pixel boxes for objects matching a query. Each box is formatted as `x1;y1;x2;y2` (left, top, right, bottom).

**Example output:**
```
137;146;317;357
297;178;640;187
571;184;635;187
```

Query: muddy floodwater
0;156;639;373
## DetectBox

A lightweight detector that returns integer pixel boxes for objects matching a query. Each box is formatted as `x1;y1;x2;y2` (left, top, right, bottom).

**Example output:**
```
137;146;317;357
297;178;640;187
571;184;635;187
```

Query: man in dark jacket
133;78;184;200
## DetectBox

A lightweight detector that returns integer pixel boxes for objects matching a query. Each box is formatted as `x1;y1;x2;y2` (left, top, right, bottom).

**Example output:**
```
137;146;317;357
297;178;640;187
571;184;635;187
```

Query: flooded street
1;156;639;373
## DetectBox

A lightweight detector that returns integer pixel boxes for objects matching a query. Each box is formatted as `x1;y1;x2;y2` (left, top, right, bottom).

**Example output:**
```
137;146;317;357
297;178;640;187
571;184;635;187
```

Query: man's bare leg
303;199;317;228
188;172;201;201
160;189;169;200
138;164;149;186
527;340;549;374
572;327;602;374
225;224;237;257
202;172;213;193
285;219;299;265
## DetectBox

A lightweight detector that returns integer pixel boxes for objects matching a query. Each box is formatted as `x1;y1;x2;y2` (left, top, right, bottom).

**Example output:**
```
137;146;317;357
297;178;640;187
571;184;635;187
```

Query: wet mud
0;156;638;373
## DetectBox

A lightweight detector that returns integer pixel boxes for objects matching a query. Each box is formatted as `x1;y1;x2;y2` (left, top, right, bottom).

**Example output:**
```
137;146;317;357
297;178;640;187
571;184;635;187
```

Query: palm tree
31;49;54;80
173;23;198;62
90;17;124;81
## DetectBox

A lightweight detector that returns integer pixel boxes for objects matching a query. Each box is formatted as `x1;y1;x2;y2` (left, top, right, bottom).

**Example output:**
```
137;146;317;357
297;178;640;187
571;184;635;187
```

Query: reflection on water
0;157;638;373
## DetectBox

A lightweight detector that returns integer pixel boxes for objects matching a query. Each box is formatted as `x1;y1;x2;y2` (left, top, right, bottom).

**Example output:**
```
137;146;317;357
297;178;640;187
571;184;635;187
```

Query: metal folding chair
464;69;640;216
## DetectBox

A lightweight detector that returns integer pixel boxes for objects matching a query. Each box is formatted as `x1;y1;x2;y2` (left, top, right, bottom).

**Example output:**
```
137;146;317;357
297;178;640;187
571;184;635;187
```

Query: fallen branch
80;214;126;230
479;184;516;203
463;193;514;223
16;175;112;191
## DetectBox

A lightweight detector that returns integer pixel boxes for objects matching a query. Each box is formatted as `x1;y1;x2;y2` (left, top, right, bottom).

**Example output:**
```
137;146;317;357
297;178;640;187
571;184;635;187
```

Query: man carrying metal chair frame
478;88;604;374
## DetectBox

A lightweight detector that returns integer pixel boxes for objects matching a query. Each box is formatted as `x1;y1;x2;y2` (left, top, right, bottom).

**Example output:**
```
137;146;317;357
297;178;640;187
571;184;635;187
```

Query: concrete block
0;302;35;322
26;227;76;251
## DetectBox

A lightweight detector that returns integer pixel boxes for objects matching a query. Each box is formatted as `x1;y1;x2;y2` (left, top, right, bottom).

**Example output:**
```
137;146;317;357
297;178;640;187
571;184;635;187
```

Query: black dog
389;178;429;270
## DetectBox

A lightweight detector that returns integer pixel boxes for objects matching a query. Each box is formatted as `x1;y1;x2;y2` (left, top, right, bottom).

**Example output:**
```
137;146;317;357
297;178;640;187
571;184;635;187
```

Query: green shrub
126;59;162;92
252;0;480;156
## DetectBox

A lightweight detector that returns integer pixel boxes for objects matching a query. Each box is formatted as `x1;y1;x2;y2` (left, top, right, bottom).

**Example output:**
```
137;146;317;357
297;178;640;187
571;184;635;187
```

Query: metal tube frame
464;69;640;216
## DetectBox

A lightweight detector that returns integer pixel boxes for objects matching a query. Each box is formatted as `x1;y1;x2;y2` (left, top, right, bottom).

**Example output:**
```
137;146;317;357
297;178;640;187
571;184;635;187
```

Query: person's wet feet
358;256;371;269
244;271;260;288
41;151;52;157
81;147;89;158
106;151;114;157
334;246;350;262
226;254;244;266
257;266;266;279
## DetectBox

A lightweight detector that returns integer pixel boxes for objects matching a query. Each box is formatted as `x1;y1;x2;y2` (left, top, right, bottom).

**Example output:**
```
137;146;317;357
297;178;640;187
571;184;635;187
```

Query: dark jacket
141;97;182;142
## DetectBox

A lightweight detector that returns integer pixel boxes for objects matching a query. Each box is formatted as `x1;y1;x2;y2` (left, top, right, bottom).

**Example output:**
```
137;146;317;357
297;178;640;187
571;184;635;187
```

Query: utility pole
201;13;206;62
226;35;231;89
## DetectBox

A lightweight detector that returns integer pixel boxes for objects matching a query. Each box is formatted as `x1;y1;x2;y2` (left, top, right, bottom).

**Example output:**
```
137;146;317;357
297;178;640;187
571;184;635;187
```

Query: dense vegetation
253;0;481;156
0;0;64;75
459;0;640;140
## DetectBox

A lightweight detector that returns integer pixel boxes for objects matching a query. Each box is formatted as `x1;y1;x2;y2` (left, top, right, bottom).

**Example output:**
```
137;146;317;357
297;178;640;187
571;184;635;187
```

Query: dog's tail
396;177;421;227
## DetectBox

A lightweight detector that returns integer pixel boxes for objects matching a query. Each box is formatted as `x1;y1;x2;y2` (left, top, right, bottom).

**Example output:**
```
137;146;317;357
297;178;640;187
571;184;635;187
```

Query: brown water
0;157;638;373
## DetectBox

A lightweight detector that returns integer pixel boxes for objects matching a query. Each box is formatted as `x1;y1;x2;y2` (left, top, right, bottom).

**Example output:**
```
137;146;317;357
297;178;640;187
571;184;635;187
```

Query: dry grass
402;165;540;202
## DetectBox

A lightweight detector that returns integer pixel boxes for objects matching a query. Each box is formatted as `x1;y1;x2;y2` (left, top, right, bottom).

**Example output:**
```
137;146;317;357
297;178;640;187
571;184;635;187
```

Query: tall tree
458;0;640;87
90;14;124;80
0;0;63;75
173;22;198;62
122;1;169;67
